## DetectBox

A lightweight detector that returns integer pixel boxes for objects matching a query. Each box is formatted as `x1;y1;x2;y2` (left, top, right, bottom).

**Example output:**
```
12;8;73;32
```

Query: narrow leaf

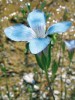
35;54;44;70
61;42;65;52
20;8;26;16
24;43;29;54
1;67;7;74
41;51;47;70
63;9;68;21
52;60;59;75
47;44;51;69
68;50;74;62
26;3;31;11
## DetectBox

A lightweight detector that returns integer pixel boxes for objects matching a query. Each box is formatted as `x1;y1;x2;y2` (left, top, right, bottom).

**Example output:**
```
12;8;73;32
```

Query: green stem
60;34;64;100
45;69;55;100
64;78;67;100
60;74;63;100
59;49;63;100
30;92;33;100
65;61;71;100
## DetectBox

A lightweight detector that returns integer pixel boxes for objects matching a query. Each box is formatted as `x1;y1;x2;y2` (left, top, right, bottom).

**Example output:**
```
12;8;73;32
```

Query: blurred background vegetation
0;0;75;100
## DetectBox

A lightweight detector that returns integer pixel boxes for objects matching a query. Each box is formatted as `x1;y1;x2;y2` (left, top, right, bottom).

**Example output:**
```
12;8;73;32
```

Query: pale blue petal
4;24;36;42
29;37;50;54
46;21;72;35
64;40;75;50
27;9;46;38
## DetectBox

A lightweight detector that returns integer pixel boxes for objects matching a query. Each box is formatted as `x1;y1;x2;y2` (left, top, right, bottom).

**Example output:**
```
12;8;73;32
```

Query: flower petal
46;21;72;35
27;9;46;38
64;40;75;50
4;24;36;42
29;37;50;54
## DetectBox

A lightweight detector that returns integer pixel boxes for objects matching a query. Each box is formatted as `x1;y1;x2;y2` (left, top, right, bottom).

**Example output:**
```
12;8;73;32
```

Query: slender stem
35;52;55;99
65;61;71;100
61;54;64;100
60;74;63;100
59;34;63;100
59;47;63;100
64;78;67;100
30;92;33;100
45;69;55;100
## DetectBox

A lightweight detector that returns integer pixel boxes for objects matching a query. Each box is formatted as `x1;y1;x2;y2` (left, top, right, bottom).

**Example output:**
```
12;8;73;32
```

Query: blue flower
4;9;72;54
64;40;75;50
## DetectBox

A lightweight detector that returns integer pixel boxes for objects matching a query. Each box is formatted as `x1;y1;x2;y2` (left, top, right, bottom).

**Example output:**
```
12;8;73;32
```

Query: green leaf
61;42;65;52
20;8;26;16
52;60;59;75
46;44;51;69
35;54;44;70
26;3;31;11
63;9;68;21
24;43;29;54
68;51;74;62
6;84;11;99
1;67;7;74
41;51;47;70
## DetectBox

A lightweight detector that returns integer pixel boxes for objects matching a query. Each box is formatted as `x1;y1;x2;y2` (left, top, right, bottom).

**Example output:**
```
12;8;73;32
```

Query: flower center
33;25;46;38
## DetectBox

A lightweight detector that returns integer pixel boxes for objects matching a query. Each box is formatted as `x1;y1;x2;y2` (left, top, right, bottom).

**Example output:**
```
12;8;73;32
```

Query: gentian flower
4;9;72;54
64;40;75;50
